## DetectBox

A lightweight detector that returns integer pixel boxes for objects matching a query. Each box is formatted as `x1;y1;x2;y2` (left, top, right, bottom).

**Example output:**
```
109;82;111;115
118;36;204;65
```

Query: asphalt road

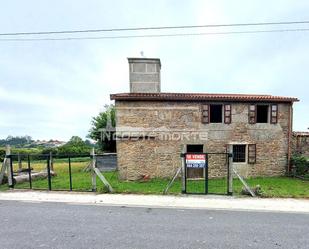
0;201;308;249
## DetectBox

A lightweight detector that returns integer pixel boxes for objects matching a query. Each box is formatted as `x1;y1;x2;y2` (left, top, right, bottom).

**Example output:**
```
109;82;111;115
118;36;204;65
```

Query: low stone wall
292;132;309;157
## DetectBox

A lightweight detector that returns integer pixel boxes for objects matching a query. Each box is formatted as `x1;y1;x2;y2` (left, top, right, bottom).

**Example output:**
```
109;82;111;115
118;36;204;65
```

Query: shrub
291;154;309;176
57;136;91;157
0;148;5;162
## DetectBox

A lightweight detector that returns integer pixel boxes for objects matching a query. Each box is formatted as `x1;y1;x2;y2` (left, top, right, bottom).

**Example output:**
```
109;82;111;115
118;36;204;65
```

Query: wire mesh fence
184;152;230;195
207;153;229;194
7;154;95;192
2;152;231;195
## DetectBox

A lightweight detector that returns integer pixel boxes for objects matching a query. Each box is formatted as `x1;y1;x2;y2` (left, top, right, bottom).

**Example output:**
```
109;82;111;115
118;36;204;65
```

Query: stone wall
291;132;309;157
115;101;291;180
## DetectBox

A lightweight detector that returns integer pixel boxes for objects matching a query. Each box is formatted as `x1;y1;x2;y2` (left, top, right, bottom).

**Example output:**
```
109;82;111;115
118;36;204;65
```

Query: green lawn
0;160;308;198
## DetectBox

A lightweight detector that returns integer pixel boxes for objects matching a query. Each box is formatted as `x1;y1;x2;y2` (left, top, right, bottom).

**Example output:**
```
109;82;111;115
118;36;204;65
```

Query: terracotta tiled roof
110;92;299;102
293;131;309;136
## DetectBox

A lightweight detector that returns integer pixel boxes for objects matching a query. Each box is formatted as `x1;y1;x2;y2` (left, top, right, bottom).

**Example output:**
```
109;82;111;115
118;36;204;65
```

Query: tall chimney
128;58;161;93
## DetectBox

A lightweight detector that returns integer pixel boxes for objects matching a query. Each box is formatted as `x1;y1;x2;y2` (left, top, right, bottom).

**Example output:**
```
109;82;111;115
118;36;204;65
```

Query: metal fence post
228;153;233;195
46;156;52;191
181;156;186;194
27;155;32;189
68;157;72;191
181;145;186;194
205;153;208;194
91;148;97;192
49;152;54;171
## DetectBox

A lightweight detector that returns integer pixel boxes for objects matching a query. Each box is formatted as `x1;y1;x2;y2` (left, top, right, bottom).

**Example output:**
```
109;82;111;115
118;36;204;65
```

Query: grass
237;177;309;198
0;159;308;198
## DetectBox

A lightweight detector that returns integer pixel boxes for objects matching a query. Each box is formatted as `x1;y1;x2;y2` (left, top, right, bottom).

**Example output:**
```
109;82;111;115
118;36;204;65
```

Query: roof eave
110;94;299;103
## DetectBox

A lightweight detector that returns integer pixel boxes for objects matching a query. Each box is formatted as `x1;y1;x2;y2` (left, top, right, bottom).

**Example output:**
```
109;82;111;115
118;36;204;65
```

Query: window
187;144;203;153
256;105;268;123
210;104;222;123
249;104;278;124
249;104;270;124
233;145;246;163
202;104;231;124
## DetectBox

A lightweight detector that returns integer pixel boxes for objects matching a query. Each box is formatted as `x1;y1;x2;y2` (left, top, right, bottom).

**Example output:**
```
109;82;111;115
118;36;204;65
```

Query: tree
88;104;116;152
0;135;33;147
0;148;5;163
57;136;92;156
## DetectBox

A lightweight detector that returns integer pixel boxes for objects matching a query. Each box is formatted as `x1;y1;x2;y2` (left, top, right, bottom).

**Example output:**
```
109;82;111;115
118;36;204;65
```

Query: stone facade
115;101;292;180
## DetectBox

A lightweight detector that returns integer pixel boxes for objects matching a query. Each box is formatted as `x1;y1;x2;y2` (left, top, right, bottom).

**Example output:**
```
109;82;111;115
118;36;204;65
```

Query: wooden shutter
202;104;209;124
270;104;278;124
224;104;232;124
248;104;256;124
248;144;256;164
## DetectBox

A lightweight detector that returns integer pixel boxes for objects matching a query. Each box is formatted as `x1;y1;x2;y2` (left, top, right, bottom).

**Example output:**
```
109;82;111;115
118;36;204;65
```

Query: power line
1;20;309;36
0;28;308;42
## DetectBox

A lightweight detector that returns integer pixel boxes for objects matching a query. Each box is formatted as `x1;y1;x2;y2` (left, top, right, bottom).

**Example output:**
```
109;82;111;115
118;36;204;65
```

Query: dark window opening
256;105;268;123
233;145;246;162
187;144;203;153
210;104;222;123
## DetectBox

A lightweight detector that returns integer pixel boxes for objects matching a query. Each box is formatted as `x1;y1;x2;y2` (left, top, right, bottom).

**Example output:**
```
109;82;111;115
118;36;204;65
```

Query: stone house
110;58;299;180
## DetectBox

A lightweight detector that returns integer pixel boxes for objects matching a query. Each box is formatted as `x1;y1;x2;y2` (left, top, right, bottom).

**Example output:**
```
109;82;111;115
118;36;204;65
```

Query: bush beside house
291;154;309;179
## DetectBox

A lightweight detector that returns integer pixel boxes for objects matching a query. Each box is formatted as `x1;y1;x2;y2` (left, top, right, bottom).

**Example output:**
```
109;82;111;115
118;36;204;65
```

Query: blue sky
0;0;308;140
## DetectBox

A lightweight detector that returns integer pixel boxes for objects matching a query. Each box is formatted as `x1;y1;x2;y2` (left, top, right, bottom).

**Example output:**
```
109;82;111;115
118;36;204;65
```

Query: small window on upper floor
202;104;231;124
249;104;278;124
210;104;222;123
256;105;268;123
